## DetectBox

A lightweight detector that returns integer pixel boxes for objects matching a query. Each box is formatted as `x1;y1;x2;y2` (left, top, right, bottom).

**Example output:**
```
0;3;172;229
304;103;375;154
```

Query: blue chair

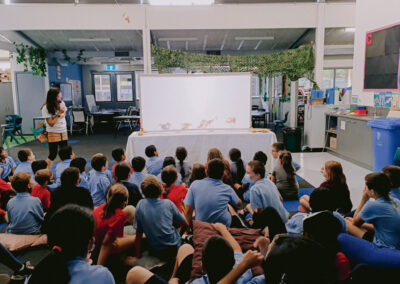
272;112;289;133
1;115;26;145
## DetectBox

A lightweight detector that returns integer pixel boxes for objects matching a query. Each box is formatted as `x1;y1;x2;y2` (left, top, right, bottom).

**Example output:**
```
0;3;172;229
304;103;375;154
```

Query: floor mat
2;136;36;149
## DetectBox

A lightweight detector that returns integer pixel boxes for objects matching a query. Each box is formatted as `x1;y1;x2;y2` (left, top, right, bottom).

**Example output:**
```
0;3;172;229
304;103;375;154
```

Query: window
117;74;133;101
323;68;352;90
94;74;111;101
323;69;334;89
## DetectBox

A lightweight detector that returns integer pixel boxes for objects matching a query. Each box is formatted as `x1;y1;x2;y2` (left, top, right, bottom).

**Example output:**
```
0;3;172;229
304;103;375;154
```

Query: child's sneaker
10;261;34;281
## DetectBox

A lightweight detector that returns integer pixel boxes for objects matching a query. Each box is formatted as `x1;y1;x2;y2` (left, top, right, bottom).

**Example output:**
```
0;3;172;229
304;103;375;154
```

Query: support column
314;2;325;89
289;80;298;128
142;28;152;74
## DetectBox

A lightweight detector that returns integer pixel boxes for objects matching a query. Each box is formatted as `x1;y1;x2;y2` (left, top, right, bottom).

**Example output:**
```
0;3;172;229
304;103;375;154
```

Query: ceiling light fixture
69;38;111;42
345;27;356;32
4;0;11;5
158;37;198;41
148;0;214;5
0;34;12;43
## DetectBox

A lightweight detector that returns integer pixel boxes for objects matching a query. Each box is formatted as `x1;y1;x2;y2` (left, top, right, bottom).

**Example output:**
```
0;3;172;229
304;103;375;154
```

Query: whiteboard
60;83;72;101
139;73;252;132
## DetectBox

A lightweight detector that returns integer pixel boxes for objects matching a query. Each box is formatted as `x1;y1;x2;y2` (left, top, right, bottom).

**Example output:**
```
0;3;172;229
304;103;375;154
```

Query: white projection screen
139;73;252;132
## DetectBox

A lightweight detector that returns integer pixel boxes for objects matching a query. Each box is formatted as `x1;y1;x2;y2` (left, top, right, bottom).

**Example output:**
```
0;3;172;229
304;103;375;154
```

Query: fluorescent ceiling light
159;37;198;41
69;38;110;42
4;0;11;4
235;36;274;41
345;28;356;32
148;0;214;5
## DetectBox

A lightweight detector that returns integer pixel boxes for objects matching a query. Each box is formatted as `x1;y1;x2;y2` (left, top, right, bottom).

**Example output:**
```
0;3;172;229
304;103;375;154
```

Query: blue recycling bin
367;118;400;171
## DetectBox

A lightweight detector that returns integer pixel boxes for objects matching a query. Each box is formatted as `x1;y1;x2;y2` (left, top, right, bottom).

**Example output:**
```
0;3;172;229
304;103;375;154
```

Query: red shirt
0;179;11;192
335;252;351;281
31;184;51;210
161;184;188;213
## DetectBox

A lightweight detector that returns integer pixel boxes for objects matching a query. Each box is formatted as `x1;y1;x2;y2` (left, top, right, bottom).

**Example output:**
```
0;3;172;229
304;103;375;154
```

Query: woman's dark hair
253;151;268;166
162;156;176;168
32;160;48;174
115;163;131;182
103;184;128;219
28;204;95;284
161;165;178;188
189;163;206;186
176;147;188;180
365;172;391;201
382;165;400;188
60;167;80;188
131;156;146;172
70;157;86;174
202;235;235;284
263;235;336;284
279;151;295;184
44;87;61;116
229;148;245;182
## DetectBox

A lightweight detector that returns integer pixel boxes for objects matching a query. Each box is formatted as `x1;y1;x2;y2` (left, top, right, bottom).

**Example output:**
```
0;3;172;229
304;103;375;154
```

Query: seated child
89;154;111;207
271;142;301;171
346;173;400;250
246;161;289;223
205;148;233;187
115;163;142;207
6;172;43;234
383;165;400;200
161;165;188;213
70;157;90;190
31;169;52;211
241;151;268;202
0;146;16;182
176;147;192;185
93;184;136;266
145;145;163;176
157;157;182;185
184;158;241;227
111;147;131;181
14;149;35;176
188;163;206;187
129;156;147;197
55;146;75;187
0;176;12;223
271;150;299;200
229;148;246;189
31;160;57;191
134;175;187;261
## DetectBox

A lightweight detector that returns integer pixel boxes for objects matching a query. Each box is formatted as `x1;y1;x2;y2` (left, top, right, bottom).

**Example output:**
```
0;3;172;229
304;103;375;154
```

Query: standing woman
41;87;68;168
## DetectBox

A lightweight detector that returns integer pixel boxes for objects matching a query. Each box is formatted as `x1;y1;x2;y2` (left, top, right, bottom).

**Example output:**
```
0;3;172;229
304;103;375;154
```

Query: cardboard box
330;136;337;149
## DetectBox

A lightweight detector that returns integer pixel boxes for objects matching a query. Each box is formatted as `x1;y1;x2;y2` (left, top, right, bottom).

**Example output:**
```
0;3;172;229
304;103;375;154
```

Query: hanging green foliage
13;42;47;77
152;44;317;85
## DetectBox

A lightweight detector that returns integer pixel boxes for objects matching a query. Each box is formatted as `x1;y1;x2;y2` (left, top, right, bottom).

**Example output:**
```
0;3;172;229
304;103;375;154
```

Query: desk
90;109;127;131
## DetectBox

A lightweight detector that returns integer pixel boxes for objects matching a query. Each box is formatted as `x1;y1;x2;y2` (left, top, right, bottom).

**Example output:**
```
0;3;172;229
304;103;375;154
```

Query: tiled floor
292;152;372;207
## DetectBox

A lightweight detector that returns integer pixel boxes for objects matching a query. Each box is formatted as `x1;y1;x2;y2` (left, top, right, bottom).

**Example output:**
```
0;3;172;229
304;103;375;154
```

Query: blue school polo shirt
157;172;182;185
128;172;147;197
78;171;89;190
247;275;265;284
55;159;72;186
89;172;111;206
6;192;43;235
0;157;16;180
146;156;163;176
390;188;400;200
134;198;185;251
241;174;254;202
184;177;240;227
14;161;34;177
88;169;114;184
250;178;289;223
188;252;252;284
359;197;400;249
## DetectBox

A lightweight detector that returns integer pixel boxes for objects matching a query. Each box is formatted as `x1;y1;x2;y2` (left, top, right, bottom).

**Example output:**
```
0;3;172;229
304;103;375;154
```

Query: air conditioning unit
115;51;130;57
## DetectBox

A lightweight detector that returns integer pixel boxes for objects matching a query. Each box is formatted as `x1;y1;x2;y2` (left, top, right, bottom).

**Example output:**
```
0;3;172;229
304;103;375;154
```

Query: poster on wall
67;79;82;106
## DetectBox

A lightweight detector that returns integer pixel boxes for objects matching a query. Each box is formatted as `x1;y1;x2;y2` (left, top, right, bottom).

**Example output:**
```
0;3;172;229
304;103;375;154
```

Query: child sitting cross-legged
31;169;52;211
89;153;111;207
0;146;16;182
157;157;183;185
161;165;188;213
129;156;147;197
176;146;192;186
115;163;142;207
382;165;400;200
145;145;163;176
188;163;206;187
271;150;299;201
111;147;131;181
55;146;75;187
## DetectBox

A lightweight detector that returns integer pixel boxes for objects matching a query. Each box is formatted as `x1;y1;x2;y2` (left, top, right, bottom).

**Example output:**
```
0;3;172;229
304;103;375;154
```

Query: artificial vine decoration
13;42;47;77
152;44;318;87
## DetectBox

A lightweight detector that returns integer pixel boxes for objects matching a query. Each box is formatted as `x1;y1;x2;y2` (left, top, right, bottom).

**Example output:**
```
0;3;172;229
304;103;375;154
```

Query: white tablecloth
126;129;277;172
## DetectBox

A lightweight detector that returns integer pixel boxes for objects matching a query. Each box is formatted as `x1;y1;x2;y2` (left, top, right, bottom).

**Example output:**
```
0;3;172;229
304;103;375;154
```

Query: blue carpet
282;184;315;212
68;140;80;144
296;174;304;181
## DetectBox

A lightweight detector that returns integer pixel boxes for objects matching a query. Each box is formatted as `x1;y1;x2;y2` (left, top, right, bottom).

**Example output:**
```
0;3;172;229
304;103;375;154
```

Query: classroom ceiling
0;0;356;4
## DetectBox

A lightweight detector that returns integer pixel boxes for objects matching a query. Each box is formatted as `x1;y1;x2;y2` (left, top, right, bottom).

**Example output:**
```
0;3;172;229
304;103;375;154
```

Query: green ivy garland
13;42;47;77
152;44;318;87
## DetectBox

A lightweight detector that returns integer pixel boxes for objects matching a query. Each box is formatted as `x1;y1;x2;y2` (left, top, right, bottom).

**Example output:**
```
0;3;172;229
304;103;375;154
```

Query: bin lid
367;118;400;130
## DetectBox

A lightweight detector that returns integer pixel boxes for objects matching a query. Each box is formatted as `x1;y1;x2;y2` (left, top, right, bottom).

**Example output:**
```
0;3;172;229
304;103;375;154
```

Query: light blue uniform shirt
157;172;182;185
146;156;163;176
184;178;240;227
6;192;43;234
247;275;265;284
128;172;147;197
14;161;34;177
134;198;185;251
89;172;111;206
78;171;90;190
55;159;72;186
188;252;253;284
241;174;254;202
359;197;400;249
390;187;400;200
0;157;16;180
88;168;114;184
250;178;289;223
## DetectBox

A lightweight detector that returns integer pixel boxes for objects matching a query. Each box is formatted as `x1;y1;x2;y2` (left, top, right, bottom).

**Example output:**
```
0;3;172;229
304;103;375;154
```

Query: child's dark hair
207;158;225;180
163;156;176;168
60;167;80;188
70;158;86;174
365;172;391;201
32;160;48;174
28;204;95;284
35;169;52;187
189;163;206;186
202;235;235;284
115;163;131;182
58;146;73;161
161;165;178;188
11;172;31;193
111;147;125;162
272;142;285;152
176;147;188;180
309;187;336;212
91;153;107;171
229;148;245;182
141;175;163;198
382;165;400;188
279;150;295;184
17;149;32;162
253;151;268;165
145;145;157;158
131;156;146;172
248;160;266;179
0;146;4;154
103;184;128;219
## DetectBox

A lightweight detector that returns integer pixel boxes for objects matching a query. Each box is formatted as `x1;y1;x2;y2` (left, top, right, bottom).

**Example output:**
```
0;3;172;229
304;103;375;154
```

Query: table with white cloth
126;129;277;173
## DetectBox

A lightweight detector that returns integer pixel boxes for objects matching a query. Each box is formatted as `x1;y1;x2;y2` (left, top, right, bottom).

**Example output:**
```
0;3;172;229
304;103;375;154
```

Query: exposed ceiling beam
254;40;262;50
288;28;313;49
166;40;170;49
235;36;274;41
185;40;188;50
237;40;244;50
159;37;198;41
202;34;208;51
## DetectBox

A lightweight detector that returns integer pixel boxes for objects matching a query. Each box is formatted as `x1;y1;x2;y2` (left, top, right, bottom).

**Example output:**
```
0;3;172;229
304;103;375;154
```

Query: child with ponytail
161;165;188;213
27;204;114;284
176;147;192;186
271;150;299;200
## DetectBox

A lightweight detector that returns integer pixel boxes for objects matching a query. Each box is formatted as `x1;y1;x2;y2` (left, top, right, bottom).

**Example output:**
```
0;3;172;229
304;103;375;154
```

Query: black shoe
11;261;34;281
